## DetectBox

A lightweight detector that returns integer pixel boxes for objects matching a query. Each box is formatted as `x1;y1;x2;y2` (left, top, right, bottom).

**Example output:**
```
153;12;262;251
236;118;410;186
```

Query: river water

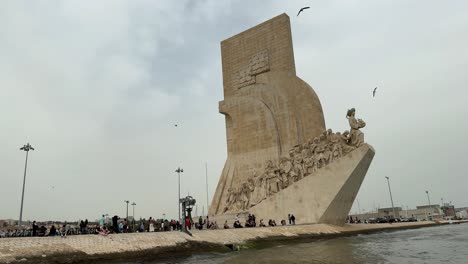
116;223;468;264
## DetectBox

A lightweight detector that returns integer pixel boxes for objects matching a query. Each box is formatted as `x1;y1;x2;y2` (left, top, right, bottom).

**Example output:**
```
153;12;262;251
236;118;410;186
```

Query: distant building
456;210;468;219
351;204;444;221
378;207;402;218
441;205;456;217
402;205;443;220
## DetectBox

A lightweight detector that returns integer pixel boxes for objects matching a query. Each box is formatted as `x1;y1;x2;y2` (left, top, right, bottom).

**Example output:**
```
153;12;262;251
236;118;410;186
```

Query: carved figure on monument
278;157;293;188
303;149;317;175
264;160;280;196
223;188;236;213
338;130;356;154
239;183;251;210
292;146;304;181
314;141;327;168
249;172;267;207
346;108;366;147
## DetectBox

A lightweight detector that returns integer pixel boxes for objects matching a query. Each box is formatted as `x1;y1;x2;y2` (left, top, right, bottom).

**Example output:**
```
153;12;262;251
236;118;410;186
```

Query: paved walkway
0;221;462;264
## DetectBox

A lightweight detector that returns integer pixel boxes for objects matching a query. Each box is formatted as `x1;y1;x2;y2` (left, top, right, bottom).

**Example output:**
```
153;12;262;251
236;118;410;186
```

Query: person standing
291;214;296;225
198;216;203;230
80;220;85;234
61;223;68;238
112;215;119;233
84;219;88;234
288;214;291;225
99;215;105;229
118;221;123;233
32;221;38;237
123;219;128;233
149;217;155;232
49;225;57;236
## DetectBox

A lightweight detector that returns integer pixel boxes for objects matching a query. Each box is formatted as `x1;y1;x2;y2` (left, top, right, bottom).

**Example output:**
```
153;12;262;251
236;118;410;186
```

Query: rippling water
115;223;468;264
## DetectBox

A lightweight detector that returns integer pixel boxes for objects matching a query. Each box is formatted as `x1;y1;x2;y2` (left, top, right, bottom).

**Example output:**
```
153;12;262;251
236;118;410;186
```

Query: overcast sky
1;0;467;222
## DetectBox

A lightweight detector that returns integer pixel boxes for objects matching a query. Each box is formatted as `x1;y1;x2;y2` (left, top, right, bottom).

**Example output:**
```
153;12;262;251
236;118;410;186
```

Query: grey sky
1;0;467;222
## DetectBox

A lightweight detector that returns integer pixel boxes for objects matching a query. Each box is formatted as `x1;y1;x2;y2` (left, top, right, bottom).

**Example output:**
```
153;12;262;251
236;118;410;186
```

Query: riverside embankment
1;221;465;264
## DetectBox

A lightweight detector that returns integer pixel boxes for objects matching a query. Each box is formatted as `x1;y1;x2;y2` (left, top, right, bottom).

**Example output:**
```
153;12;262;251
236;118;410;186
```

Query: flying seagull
373;87;378;97
297;7;310;16
174;124;178;127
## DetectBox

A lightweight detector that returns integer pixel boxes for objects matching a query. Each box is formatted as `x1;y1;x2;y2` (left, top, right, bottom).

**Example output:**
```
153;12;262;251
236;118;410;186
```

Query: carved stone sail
209;14;375;226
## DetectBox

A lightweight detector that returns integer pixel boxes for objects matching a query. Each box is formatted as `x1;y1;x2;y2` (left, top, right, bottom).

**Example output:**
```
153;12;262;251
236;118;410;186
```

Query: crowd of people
225;213;296;229
0;213;299;238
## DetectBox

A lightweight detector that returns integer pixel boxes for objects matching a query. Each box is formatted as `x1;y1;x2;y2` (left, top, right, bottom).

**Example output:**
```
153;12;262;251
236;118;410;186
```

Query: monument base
212;144;375;226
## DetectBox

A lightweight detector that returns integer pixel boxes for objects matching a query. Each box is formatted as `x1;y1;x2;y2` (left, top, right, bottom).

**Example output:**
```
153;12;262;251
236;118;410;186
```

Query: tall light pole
124;200;129;220
176;167;183;222
385;176;396;217
425;190;432;219
19;143;34;228
205;162;209;216
131;202;136;231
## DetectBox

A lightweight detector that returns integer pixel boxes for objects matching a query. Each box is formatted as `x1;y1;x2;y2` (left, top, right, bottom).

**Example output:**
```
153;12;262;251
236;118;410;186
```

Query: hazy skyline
1;0;468;222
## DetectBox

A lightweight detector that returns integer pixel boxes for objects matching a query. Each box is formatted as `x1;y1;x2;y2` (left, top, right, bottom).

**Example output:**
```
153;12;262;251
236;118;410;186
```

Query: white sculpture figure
346;108;366;147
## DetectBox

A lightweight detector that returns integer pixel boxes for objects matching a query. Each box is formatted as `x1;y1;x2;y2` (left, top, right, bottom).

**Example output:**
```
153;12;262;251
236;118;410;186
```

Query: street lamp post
425;190;432;220
175;167;184;222
124;200;129;220
19;143;35;228
131;202;136;231
385;176;396;217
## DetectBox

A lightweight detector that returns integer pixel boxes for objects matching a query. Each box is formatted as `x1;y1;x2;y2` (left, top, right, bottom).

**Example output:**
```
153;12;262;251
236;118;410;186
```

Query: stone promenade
0;221;463;264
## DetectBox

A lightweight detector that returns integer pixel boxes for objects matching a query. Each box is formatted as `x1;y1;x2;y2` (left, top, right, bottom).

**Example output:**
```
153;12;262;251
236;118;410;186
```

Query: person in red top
185;217;191;230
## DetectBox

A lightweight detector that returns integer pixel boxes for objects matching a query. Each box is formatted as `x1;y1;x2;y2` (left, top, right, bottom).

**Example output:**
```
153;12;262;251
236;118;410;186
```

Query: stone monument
208;13;375;226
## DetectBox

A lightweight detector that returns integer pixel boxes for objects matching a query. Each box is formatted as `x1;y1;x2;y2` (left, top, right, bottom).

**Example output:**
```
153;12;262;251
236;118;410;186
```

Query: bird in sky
297;6;310;16
373;87;378;97
174;124;178;127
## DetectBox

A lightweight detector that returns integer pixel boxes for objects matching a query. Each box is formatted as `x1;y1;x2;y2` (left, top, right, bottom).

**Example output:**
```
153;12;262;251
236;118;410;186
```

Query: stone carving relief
346;108;366;147
232;49;270;89
222;108;367;213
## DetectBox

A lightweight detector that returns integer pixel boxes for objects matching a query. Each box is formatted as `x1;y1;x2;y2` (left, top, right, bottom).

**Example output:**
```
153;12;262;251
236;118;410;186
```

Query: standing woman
149;217;155;232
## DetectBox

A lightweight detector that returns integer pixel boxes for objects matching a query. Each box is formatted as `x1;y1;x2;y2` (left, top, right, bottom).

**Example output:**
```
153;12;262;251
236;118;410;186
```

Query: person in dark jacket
32;221;38;236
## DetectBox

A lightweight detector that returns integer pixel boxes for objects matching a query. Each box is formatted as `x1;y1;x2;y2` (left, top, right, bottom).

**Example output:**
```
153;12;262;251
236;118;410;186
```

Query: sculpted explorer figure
346;108;366;147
